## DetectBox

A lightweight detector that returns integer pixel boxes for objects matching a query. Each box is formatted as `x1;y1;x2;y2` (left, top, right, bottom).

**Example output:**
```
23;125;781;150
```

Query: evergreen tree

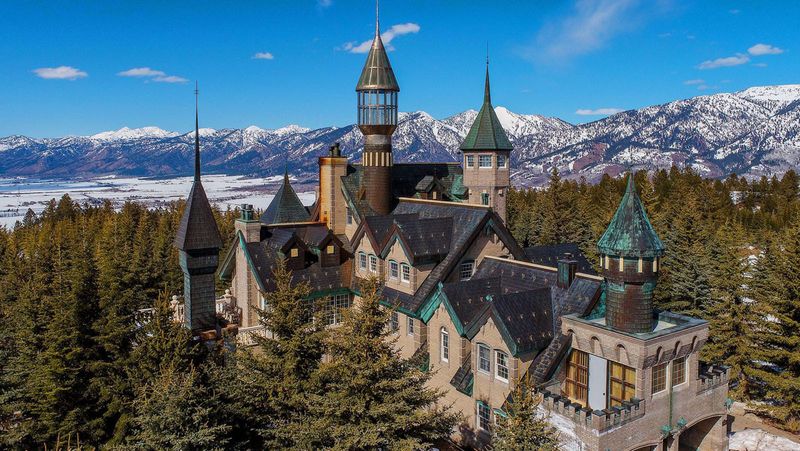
493;377;559;451
309;276;460;449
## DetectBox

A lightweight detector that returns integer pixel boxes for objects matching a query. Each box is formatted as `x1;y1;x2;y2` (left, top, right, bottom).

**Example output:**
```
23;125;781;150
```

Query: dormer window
369;254;378;273
460;260;475;281
389;260;399;279
440;328;449;362
495;351;509;382
326;245;335;255
290;248;299;258
401;264;410;283
358;251;367;270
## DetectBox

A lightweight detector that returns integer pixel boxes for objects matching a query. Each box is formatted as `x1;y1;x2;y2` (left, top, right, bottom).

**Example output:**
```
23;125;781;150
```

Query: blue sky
1;0;796;137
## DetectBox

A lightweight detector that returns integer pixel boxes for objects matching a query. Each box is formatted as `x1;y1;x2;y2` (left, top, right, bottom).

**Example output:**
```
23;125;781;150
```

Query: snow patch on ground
729;428;800;450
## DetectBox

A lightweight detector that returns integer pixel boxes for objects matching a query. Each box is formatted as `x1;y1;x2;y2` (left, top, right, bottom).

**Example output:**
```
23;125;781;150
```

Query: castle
173;8;731;450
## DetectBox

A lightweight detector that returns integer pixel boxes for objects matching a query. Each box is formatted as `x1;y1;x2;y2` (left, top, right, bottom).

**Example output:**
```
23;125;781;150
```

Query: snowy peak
90;126;178;141
736;85;800;105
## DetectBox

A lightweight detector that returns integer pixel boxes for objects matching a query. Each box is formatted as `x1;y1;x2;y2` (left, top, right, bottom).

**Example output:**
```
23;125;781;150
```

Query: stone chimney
557;257;578;289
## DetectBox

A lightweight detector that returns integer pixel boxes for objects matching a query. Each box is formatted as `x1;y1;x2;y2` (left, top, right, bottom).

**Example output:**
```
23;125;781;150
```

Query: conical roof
175;95;222;251
460;63;512;151
261;172;311;225
355;15;399;91
597;176;664;258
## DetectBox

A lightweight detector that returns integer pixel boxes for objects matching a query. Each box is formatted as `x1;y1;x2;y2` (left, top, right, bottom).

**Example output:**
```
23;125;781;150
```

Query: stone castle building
175;8;731;450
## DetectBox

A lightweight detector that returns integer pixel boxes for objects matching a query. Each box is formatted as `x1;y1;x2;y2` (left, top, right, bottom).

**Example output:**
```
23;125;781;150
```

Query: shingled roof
524;243;596;274
460;62;513;151
261;172;311;225
597;175;665;258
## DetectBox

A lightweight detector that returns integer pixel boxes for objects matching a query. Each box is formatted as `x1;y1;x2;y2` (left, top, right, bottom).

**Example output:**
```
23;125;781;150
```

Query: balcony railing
135;290;241;328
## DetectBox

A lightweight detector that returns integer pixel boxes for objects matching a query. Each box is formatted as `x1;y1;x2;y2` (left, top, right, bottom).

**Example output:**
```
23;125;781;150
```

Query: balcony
540;390;646;433
135;289;242;328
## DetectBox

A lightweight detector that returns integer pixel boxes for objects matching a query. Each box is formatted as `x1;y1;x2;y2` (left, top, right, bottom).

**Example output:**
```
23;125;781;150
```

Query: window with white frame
497;154;507;168
496;351;509;382
390;311;399;332
459;260;475;281
466;155;475;167
369;254;377;273
441;328;449;362
479;155;492;168
323;293;351;326
477;402;491;431
389;260;399;279
478;344;491;373
401;264;410;283
358;252;367;270
407;317;414;336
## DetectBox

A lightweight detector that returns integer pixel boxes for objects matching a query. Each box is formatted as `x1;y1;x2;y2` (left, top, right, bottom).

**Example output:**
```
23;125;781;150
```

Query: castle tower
460;59;512;222
356;2;399;215
597;175;664;333
174;87;223;333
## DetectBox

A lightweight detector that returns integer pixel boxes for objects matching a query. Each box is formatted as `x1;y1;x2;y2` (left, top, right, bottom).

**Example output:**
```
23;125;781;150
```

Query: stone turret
597;175;665;333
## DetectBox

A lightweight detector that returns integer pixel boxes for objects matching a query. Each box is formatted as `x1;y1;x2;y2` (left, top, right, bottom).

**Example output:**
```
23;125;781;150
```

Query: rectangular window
326;244;335;255
638;258;643;273
359;252;367;270
618;257;624;272
390;311;399;332
466;155;475;167
478;344;491;373
369;255;377;273
401;264;410;283
479;155;492;168
652;362;667;394
481;192;490;206
346;207;353;225
324;293;351;326
290;248;299;258
389;261;399;279
459;260;474;281
441;329;449;362
497;154;507;168
407;317;414;336
653;257;659;273
565;349;589;406
496;351;509;382
672;357;686;387
609;361;636;407
477;402;491;431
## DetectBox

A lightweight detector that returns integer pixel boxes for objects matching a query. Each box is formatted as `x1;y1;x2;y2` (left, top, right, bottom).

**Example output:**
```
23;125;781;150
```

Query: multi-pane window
401;264;410;283
609;361;636;407
652;362;667;394
466;155;475;167
459;260;475;281
496;351;509;382
441;328;449;362
324;293;351;326
481;192;490;206
478;344;491;373
358;252;367;270
346;207;353;225
672;357;686;386
479;155;492;168
326;245;335;254
369;255;377;273
497;154;507;168
390;311;399;332
477;402;491;431
389;260;399;279
407;317;414;336
565;349;589;406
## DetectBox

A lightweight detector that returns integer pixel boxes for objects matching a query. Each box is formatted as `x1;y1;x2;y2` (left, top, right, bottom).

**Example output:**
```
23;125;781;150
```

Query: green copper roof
597;176;665;258
260;172;310;225
355;19;399;92
460;63;513;151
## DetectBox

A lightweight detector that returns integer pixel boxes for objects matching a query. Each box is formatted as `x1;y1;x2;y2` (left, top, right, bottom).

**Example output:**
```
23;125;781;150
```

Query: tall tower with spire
597;175;665;333
356;1;399;215
174;85;223;333
460;57;513;222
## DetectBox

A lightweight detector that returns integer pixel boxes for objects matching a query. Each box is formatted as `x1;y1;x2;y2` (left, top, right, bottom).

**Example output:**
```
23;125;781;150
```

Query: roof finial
375;0;380;37
484;49;491;105
194;81;201;183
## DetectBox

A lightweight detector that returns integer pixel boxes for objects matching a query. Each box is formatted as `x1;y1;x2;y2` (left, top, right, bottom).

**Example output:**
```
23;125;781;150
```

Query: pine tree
493;377;560;451
309;276;460;449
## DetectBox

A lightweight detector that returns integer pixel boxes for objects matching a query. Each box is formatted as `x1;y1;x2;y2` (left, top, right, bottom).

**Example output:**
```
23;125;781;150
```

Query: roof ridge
483;255;604;281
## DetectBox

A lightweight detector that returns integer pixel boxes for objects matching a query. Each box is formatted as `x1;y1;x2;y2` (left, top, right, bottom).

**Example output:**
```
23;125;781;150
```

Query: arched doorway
678;415;726;451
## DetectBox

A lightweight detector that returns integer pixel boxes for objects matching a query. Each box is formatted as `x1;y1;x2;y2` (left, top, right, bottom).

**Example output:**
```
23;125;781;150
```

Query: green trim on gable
418;283;445;323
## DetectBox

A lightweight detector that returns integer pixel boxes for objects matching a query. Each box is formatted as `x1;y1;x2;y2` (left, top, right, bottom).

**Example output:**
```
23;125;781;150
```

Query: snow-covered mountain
2;84;799;186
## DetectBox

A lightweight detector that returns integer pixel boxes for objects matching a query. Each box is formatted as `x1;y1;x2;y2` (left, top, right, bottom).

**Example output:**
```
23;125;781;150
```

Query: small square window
479;155;492;168
326;245;335;255
497;155;507;168
466;155;475;167
389;261;399;279
290;248;299;258
401;264;410;283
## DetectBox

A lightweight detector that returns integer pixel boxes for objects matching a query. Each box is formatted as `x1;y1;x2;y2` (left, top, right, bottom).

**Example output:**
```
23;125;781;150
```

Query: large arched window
440;328;449;362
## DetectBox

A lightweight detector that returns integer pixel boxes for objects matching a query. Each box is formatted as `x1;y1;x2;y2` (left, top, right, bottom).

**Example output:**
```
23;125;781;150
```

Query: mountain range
2;84;799;186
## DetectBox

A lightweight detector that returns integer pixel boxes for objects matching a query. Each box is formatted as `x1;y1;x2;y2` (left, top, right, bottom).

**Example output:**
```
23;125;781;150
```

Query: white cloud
117;67;187;83
748;43;784;56
698;54;749;69
252;52;275;60
318;0;332;7
575;107;623;115
33;66;88;80
342;22;420;53
684;79;705;85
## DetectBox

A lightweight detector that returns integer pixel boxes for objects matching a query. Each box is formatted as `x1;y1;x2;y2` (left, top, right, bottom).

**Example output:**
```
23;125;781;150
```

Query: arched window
440;328;449;362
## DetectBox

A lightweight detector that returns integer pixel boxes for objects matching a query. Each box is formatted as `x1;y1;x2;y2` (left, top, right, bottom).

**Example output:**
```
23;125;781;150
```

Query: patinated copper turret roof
597;175;664;258
355;6;399;92
460;61;513;151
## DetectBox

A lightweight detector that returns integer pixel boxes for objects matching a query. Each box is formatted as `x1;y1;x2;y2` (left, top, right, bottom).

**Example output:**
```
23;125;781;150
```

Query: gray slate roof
524;243;596;274
174;181;222;251
261;172;311;225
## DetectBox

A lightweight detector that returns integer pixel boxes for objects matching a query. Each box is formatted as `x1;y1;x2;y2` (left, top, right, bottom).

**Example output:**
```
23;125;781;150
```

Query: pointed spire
460;55;512;151
484;49;491;105
375;0;380;37
597;174;664;258
356;0;399;92
194;82;201;182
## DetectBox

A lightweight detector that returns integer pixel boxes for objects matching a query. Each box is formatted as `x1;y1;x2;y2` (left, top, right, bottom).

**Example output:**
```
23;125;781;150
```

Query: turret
174;85;223;333
356;2;399;215
597;175;665;333
460;58;512;222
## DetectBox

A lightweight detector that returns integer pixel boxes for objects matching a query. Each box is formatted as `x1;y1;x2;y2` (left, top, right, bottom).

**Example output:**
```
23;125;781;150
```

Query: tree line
508;167;800;433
